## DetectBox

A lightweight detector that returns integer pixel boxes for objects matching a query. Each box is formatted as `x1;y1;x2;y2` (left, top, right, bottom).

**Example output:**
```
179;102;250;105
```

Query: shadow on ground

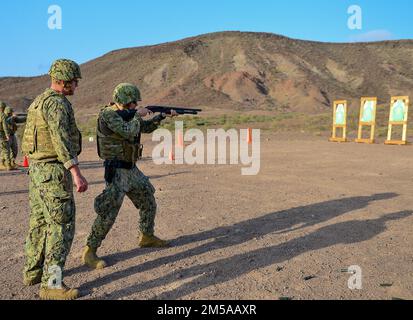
74;193;407;299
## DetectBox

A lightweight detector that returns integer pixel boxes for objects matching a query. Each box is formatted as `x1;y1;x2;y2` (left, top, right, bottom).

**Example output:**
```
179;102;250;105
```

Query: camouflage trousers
0;135;17;166
87;166;157;249
0;139;11;166
8;135;18;159
23;162;75;288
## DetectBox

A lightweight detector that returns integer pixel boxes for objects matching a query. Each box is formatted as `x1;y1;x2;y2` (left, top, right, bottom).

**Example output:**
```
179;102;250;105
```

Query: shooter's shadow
109;210;411;300
77;193;399;294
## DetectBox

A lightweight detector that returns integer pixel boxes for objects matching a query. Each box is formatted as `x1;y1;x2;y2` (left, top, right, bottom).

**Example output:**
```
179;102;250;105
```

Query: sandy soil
0;132;412;300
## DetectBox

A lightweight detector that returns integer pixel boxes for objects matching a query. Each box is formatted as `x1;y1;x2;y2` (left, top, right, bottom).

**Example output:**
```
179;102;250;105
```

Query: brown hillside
1;31;413;116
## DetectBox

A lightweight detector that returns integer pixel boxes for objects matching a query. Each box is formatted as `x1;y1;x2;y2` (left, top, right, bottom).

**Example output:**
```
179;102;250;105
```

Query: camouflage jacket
97;104;165;162
99;104;164;138
0;113;10;141
22;89;82;169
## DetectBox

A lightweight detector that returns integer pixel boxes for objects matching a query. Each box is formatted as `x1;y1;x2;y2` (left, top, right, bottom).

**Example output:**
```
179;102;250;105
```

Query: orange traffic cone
169;151;175;161
247;128;253;145
177;130;184;148
22;156;29;168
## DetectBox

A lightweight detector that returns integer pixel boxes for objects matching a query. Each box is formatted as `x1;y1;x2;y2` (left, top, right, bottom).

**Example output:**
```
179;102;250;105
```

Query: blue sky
0;0;412;77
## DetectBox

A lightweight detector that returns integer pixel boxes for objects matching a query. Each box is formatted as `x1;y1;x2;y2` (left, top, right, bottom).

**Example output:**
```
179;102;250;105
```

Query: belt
104;160;135;170
103;160;135;184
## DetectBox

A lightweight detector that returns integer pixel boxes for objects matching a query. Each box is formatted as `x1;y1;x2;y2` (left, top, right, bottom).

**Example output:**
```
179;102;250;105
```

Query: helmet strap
64;81;74;90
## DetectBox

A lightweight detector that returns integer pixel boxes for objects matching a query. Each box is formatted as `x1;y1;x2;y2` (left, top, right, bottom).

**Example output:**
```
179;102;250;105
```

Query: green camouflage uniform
86;103;165;249
22;88;81;287
5;107;18;163
0;102;11;167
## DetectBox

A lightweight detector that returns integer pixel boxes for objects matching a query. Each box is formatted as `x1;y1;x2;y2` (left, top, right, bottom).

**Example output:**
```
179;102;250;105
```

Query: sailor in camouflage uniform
21;59;88;300
0;101;12;171
4;106;19;168
82;83;176;270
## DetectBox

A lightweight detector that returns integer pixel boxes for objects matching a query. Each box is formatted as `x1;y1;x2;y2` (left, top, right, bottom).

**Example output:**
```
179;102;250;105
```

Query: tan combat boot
5;163;19;171
82;246;107;270
138;233;170;248
0;163;6;171
39;283;79;300
23;274;42;286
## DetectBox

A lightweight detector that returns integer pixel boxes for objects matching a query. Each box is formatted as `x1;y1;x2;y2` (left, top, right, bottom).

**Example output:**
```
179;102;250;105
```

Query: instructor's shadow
78;192;398;293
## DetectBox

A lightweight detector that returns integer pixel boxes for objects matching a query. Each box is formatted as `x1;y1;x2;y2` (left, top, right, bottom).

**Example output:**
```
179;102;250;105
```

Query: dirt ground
0;132;412;300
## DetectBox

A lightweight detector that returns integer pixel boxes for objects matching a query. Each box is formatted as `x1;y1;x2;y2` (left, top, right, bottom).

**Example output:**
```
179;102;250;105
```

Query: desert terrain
0;132;412;300
1;31;412;300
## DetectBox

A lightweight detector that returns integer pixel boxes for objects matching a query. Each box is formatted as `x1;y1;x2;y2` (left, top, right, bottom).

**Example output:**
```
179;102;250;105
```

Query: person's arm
69;165;88;193
2;115;10;141
140;114;167;134
139;108;178;134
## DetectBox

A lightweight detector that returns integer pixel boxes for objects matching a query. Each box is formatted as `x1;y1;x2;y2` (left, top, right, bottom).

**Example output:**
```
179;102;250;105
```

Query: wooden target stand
329;100;349;143
385;96;410;145
355;97;377;144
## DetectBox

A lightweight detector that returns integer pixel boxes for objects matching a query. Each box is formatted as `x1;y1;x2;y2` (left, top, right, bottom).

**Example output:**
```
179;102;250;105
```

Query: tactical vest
96;105;142;163
22;89;81;161
0;114;6;140
6;116;17;135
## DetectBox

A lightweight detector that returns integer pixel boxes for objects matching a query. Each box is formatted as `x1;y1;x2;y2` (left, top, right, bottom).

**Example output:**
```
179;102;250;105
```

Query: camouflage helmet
4;106;13;115
113;83;142;105
48;59;82;81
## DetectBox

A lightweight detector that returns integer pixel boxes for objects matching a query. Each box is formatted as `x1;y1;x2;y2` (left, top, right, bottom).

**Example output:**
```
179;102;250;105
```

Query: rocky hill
1;31;412;116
